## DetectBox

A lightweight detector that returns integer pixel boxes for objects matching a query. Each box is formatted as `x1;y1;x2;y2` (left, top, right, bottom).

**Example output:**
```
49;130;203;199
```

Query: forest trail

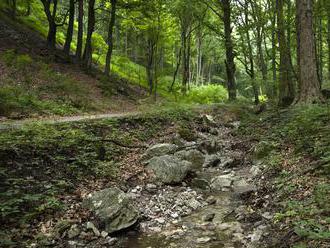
0;111;141;130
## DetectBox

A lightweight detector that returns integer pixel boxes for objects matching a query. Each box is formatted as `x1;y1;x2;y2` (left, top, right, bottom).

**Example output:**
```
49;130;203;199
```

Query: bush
184;84;228;104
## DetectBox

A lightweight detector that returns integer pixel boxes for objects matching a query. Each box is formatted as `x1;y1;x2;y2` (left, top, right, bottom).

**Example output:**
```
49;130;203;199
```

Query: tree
104;0;118;76
222;0;237;101
76;0;84;60
64;0;75;56
40;0;58;50
276;0;295;107
295;0;324;104
83;0;96;70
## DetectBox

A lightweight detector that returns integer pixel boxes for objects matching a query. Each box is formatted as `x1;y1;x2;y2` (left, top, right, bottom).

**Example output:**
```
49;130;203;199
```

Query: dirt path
0;111;141;130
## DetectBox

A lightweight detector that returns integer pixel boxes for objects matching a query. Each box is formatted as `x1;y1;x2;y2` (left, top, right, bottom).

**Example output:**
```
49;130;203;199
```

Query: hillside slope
0;14;148;120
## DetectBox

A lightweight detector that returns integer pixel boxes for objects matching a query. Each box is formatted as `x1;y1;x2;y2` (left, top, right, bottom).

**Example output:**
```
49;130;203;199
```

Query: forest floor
1;103;329;248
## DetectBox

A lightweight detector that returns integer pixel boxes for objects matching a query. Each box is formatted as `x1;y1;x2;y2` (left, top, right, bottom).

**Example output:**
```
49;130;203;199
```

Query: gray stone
100;231;108;238
220;158;235;168
86;222;100;236
210;175;233;190
82;188;139;234
250;165;262;177
143;143;178;160
196;237;212;244
174;149;205;170
203;213;215;222
190;178;210;190
67;224;80;239
147;155;191;184
206;196;217;205
233;178;256;195
203;154;221;168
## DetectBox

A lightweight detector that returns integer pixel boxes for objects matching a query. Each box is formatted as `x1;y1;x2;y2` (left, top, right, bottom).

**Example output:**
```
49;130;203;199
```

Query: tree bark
76;0;84;60
276;0;295;107
222;0;237;101
104;0;117;76
328;10;330;80
295;0;323;104
64;0;75;56
40;0;58;51
83;0;96;70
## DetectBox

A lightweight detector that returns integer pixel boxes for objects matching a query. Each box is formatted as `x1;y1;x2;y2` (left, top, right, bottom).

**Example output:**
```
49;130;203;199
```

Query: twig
100;139;147;149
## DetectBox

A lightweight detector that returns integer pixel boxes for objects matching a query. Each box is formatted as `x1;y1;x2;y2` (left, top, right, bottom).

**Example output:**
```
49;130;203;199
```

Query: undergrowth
239;104;330;247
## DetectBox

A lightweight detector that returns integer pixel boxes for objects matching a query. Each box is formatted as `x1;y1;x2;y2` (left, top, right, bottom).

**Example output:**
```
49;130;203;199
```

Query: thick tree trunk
104;0;117;76
296;0;323;104
76;0;84;60
222;0;237;101
83;0;96;70
64;0;75;56
276;0;295;107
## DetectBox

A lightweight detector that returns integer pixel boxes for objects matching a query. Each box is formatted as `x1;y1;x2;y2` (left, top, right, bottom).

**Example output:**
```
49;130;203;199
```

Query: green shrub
184;84;228;104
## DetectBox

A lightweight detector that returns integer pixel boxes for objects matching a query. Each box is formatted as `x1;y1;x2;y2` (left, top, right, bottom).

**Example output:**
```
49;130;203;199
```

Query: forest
0;0;329;248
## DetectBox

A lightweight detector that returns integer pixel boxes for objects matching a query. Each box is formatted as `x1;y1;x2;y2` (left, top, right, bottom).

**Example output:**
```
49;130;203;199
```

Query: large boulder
174;149;205;170
143;143;178;160
82;188;139;234
147;155;191;184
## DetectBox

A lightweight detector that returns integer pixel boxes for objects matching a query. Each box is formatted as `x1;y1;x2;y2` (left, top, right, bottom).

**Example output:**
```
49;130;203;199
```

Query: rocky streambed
57;115;271;248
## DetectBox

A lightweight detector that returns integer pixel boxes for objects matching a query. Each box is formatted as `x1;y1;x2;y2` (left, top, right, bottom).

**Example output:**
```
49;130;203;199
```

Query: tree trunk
181;28;190;94
276;0;295;107
41;0;58;51
64;0;75;56
222;0;237;101
295;0;323;104
271;0;277;97
169;47;182;92
146;38;155;95
328;10;330;80
83;0;96;70
76;0;84;60
104;0;117;76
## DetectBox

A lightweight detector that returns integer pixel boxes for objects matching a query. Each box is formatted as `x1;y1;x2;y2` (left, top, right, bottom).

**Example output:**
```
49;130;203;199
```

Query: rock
186;198;202;210
250;165;262;177
190;178;210;190
203;154;221;168
106;237;118;245
200;139;219;154
155;217;166;224
206;196;217;205
261;212;273;220
196;237;212;244
233;178;256;195
82;187;139;234
209;128;219;135
86;222;100;236
203;213;215;222
174;149;205;170
202;114;217;127
143;143;178;160
220;158;236;168
145;183;157;192
210;175;233;190
147;155;191;184
100;231;108;238
67;224;80;239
